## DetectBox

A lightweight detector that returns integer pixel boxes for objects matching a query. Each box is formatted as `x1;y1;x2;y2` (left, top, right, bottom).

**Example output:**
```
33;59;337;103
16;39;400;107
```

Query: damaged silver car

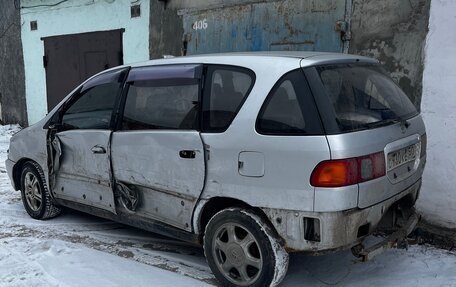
6;52;426;287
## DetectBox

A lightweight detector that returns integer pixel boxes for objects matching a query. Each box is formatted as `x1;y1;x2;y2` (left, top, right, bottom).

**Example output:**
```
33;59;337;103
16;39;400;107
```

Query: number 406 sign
192;19;208;30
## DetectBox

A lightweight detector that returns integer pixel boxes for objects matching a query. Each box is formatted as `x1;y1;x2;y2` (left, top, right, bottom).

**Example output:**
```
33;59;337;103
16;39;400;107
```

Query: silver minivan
6;52;426;287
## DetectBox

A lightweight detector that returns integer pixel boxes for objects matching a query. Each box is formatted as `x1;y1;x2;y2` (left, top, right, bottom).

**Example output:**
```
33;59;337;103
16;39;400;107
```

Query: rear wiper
365;119;399;129
365;118;411;130
400;118;411;128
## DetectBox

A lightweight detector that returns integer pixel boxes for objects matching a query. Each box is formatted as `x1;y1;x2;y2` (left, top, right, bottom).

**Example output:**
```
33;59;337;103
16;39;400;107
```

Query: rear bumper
262;179;421;253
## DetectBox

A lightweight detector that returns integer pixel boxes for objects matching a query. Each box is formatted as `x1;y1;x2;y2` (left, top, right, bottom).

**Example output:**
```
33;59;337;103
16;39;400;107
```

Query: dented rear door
111;64;205;231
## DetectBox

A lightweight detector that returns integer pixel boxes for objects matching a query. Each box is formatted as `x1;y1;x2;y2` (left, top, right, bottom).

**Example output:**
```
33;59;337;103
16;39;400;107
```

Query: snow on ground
0;238;211;287
0;124;455;287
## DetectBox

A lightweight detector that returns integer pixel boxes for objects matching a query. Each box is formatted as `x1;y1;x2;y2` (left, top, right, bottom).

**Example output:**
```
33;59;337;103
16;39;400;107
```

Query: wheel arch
195;196;282;244
13;158;39;190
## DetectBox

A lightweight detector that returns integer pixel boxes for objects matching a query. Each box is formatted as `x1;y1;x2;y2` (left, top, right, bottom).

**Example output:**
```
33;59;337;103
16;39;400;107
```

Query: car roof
128;51;378;69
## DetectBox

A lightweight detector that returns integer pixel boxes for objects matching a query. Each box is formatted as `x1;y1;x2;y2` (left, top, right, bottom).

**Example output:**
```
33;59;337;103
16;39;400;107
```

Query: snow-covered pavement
0;125;455;287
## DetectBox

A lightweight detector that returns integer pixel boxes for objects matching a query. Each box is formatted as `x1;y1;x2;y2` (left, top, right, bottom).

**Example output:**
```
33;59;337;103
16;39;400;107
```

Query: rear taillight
420;133;427;158
310;152;386;187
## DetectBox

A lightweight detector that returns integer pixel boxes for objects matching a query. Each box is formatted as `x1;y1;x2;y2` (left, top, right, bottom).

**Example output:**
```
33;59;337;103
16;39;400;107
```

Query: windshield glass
316;64;418;132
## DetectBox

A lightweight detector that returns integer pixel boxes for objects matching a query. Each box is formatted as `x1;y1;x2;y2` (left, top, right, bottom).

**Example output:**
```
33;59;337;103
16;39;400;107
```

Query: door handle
179;150;196;159
91;145;106;154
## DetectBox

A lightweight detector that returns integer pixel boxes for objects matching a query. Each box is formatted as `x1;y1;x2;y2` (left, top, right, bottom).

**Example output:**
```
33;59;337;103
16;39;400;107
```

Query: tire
204;208;289;287
20;161;62;220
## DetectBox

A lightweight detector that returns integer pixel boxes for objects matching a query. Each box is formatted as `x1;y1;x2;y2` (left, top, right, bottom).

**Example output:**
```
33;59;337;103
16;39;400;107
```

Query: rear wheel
204;208;289;287
20;162;61;220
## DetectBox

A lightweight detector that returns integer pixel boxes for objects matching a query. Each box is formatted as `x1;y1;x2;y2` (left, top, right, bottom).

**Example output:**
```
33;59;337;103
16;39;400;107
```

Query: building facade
150;0;430;109
20;0;150;124
2;0;430;125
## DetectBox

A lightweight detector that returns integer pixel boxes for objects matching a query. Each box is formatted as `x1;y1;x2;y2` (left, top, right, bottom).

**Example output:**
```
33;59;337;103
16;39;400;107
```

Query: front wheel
20;162;61;220
204;208;289;287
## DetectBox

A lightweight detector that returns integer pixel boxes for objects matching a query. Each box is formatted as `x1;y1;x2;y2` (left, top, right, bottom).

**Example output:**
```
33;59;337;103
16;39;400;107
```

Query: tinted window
121;83;199;130
257;69;323;135
202;66;254;132
61;70;125;129
316;64;418;132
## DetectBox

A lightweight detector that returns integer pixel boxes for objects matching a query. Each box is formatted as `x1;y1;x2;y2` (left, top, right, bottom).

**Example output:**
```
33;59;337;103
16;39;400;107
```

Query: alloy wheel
212;222;263;286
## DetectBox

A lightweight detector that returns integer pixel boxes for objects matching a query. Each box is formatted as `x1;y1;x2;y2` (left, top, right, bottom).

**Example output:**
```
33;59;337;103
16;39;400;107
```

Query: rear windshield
316;64;418;132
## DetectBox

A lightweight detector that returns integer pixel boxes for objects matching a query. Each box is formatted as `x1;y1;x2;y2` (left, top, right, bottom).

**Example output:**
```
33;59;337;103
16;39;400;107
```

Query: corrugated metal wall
180;0;348;54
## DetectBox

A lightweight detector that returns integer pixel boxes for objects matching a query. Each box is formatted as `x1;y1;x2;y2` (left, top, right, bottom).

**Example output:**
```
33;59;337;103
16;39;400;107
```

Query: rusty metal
180;0;349;54
360;210;420;262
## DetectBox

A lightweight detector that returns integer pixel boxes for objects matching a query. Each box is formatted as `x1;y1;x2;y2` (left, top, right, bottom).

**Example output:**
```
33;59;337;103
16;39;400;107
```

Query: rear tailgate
326;115;425;208
304;62;426;208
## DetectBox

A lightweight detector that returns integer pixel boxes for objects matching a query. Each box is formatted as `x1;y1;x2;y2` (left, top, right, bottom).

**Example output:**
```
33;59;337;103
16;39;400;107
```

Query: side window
256;69;323;135
61;69;125;130
121;83;199;130
202;66;255;132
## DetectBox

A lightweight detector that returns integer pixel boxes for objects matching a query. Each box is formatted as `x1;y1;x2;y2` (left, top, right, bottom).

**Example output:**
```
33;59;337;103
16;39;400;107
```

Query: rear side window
202;66;255;132
121;84;199;130
120;65;202;130
316;64;418;132
256;69;323;135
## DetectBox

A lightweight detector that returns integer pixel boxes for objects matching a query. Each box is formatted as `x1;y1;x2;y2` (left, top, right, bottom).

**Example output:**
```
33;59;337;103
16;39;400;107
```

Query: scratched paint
181;0;348;55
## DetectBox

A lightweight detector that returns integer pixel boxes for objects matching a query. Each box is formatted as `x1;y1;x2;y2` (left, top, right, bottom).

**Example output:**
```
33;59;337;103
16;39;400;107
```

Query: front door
51;68;128;214
111;64;205;231
43;29;123;112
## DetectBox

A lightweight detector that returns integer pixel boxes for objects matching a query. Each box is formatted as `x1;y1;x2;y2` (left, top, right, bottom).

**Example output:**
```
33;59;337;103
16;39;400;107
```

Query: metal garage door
43;29;123;111
181;0;350;55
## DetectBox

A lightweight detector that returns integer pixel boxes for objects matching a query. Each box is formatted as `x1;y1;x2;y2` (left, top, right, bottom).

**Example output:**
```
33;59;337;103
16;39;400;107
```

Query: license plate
387;143;420;171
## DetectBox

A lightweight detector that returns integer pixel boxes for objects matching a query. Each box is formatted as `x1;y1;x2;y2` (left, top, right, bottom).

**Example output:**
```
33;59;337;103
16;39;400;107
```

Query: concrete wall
21;0;150;125
349;0;431;109
419;0;456;229
0;2;28;127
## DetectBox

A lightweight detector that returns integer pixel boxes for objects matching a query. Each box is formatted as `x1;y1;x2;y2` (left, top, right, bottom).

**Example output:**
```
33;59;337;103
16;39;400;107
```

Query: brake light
420;133;427;158
310;152;386;187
